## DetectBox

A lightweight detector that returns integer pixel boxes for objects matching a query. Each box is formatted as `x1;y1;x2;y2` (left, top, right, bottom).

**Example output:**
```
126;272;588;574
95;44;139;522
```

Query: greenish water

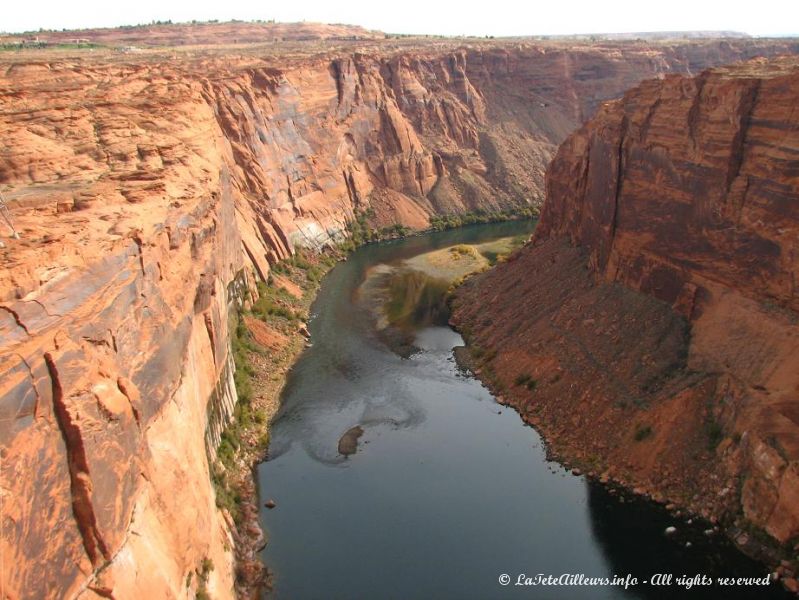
384;270;451;329
257;221;786;599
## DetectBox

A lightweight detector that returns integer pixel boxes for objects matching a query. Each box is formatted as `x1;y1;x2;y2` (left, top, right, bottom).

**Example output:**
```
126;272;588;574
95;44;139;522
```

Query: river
257;221;786;599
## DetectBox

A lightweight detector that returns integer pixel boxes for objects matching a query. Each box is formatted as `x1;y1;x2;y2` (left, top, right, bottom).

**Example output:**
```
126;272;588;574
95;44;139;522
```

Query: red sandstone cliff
2;36;798;599
451;56;799;562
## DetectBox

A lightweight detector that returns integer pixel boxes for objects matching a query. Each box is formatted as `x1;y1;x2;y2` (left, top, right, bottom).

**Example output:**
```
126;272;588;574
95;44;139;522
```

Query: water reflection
258;220;787;599
266;221;537;464
587;484;784;599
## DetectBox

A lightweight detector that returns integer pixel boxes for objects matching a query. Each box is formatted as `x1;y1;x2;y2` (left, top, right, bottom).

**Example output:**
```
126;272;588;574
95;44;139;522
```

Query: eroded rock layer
1;36;798;599
452;56;799;553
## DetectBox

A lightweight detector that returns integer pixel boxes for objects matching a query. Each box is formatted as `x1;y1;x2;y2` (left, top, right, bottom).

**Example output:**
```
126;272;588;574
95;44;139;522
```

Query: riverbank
449;239;799;595
219;217;537;596
451;357;799;596
357;232;530;356
228;216;794;598
256;220;787;599
211;250;338;597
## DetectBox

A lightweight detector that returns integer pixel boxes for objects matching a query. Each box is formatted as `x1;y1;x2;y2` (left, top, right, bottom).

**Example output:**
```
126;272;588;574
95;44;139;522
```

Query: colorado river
257;221;785;599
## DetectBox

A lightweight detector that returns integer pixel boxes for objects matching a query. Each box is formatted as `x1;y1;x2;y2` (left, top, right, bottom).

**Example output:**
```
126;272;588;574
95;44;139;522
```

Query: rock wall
0;166;242;597
1;39;798;598
452;56;799;551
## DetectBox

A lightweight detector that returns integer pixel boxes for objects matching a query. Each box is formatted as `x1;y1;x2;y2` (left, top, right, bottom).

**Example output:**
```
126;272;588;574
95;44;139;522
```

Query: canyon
451;55;799;572
1;22;798;599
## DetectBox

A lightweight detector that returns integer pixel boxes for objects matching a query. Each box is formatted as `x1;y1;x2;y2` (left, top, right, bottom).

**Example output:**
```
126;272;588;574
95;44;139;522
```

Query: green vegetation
478;248;502;265
634;424;653;442
0;42;101;51
194;557;214;600
211;314;268;524
428;207;538;232
385;270;451;329
210;208;535;534
706;417;724;450
483;364;506;393
337;206;537;255
200;558;214;574
451;244;475;256
210;247;336;528
514;373;538;390
477;234;530;265
514;373;529;386
251;281;297;321
450;244;478;258
471;344;497;364
337;209;412;253
760;298;799;325
272;247;336;283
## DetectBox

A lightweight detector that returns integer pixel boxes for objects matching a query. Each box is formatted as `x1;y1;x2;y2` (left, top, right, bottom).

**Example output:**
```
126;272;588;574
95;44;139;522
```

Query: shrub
634;424;653;442
515;373;532;386
514;373;537;390
252;281;297;321
200;558;214;578
290;251;312;271
211;465;242;524
450;244;477;257
428;207;538;232
195;557;215;600
306;265;324;283
706;418;724;450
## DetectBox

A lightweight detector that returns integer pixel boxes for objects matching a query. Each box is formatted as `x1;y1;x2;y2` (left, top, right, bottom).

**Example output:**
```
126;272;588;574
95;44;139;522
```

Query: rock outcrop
451;56;799;554
2;33;798;599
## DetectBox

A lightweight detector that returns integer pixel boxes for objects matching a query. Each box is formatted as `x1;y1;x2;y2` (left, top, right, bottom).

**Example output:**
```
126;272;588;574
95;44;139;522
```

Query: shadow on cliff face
586;484;791;599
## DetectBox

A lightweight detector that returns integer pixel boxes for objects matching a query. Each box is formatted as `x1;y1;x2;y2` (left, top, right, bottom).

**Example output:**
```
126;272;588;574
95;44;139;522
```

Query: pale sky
2;0;797;37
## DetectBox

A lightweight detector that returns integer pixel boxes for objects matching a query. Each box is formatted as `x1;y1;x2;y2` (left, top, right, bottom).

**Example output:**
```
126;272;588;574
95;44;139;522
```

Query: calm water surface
258;221;785;599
